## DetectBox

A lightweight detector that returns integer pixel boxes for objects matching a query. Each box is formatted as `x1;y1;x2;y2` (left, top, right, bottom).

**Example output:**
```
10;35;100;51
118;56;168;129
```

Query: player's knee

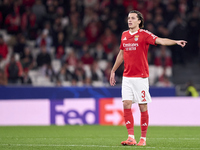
139;104;147;112
123;100;132;109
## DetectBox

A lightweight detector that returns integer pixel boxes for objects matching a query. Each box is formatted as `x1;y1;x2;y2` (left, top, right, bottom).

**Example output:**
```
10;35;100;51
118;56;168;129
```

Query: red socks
124;109;134;135
140;110;149;137
124;109;149;138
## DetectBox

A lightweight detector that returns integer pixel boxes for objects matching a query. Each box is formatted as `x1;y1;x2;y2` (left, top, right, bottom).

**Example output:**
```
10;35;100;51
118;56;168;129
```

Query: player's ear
138;20;141;25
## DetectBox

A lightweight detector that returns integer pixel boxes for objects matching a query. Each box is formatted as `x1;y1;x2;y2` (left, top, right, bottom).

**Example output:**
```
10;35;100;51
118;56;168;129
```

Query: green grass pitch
0;125;200;150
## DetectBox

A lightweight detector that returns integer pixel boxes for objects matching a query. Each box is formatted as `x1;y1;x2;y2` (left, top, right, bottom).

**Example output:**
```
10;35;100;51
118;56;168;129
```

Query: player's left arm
155;37;187;47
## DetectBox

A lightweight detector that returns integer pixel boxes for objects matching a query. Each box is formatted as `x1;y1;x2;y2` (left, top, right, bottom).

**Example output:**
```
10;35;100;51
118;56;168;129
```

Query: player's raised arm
155;37;187;47
110;50;124;86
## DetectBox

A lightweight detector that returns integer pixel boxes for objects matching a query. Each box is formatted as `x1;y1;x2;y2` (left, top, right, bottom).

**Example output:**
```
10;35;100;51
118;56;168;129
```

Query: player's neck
129;27;140;33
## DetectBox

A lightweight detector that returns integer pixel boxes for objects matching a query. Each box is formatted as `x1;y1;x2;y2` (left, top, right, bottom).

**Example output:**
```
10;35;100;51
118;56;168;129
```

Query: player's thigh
121;77;134;102
133;78;151;104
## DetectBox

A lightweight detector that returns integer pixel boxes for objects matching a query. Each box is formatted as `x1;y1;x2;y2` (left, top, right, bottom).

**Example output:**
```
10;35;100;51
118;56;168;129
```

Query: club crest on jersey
134;35;139;41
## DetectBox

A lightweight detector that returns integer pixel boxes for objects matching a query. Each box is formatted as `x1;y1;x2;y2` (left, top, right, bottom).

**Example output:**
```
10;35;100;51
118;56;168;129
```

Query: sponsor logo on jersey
123;43;139;51
123;43;138;47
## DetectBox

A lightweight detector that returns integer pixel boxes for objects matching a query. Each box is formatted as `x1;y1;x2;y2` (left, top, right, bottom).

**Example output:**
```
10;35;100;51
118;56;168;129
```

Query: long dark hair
129;10;144;28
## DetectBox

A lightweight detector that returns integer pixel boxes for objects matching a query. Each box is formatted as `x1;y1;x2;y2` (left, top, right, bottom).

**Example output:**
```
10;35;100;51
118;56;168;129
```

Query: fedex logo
99;98;138;125
99;98;124;125
50;98;98;125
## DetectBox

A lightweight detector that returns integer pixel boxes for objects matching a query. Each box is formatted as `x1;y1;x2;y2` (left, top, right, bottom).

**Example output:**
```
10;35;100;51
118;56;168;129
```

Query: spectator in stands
55;79;62;86
55;45;65;61
73;30;87;50
100;27;118;54
108;18;121;38
21;68;32;85
81;51;94;66
36;45;51;67
54;32;65;60
170;15;187;65
85;77;92;86
55;6;69;29
155;67;173;87
20;46;34;70
0;69;7;86
85;21;101;45
99;6;111;25
72;67;86;86
93;42;107;61
5;54;23;84
66;51;78;67
36;29;52;52
45;63;56;82
83;8;98;27
0;55;8;70
43;21;54;38
32;0;46;28
0;0;13;29
100;0;111;10
186;81;199;97
78;44;89;58
84;0;99;8
154;45;173;66
165;3;177;25
4;6;21;35
114;0;126;19
0;11;3;29
187;9;200;58
52;17;65;37
22;0;35;7
154;46;173;78
21;6;37;40
0;35;8;60
57;63;72;82
13;34;26;58
65;13;81;46
45;3;56;24
155;74;174;87
91;61;104;83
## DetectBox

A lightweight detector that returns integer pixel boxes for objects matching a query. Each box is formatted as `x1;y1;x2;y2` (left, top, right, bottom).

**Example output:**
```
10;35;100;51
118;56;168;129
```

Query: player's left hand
110;71;116;86
176;40;187;47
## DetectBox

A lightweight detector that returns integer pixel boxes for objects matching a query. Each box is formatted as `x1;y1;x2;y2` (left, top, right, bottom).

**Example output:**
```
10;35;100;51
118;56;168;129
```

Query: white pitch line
150;138;200;140
0;143;154;148
1;144;200;149
2;137;199;140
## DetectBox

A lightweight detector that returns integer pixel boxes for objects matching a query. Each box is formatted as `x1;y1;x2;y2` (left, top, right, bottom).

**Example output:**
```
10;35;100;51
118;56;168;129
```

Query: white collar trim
129;30;138;35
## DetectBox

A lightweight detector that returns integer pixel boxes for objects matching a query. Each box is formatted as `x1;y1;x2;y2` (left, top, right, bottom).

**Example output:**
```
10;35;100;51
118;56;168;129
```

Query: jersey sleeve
145;30;158;45
119;32;124;50
119;40;123;50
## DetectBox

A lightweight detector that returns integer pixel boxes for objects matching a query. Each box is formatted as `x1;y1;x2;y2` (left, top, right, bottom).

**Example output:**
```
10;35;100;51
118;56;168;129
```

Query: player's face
128;13;141;29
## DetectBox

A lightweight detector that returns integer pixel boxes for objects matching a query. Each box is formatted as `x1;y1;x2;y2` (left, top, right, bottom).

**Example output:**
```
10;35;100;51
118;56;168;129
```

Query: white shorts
122;77;152;104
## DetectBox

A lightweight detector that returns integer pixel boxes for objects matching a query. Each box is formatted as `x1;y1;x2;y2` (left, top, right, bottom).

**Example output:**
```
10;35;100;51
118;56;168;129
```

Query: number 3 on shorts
141;90;147;102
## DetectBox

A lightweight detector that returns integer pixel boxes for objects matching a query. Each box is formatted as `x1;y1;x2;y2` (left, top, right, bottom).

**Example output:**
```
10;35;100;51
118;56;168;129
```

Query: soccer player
109;10;187;146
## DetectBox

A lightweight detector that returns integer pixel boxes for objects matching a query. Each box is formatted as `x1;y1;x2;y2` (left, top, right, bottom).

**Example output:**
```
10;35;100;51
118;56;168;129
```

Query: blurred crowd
0;0;199;87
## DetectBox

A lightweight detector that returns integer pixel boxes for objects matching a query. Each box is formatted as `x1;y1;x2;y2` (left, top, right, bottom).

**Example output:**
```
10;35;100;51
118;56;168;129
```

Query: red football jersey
120;29;157;77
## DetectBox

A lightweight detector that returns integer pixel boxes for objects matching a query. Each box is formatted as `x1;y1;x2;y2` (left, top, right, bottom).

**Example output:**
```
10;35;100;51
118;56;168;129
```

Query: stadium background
0;0;200;126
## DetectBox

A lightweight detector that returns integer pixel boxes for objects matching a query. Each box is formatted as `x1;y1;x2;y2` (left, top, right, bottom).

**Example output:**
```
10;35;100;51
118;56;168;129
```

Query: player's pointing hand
176;40;187;47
